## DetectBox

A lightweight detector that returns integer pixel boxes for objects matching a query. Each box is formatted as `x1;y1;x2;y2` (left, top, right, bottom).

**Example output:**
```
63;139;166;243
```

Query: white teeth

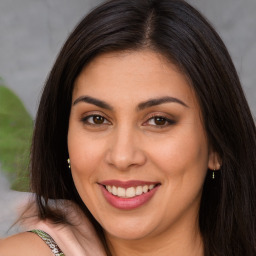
117;187;126;197
126;187;136;198
105;184;157;198
135;186;143;196
112;186;118;196
143;185;148;193
149;184;154;190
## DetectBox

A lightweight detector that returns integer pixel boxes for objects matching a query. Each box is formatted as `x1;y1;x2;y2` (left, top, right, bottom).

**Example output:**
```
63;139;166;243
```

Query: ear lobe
208;150;222;170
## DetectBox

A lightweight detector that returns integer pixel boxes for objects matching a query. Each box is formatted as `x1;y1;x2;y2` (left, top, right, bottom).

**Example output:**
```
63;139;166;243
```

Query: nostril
105;146;147;170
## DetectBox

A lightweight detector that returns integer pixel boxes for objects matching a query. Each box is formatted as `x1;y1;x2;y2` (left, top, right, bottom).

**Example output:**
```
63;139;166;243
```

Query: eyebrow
73;96;113;110
73;95;189;110
137;96;189;110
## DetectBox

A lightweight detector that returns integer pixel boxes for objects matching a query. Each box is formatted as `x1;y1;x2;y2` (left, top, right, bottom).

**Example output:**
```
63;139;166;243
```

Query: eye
81;115;110;125
145;116;175;127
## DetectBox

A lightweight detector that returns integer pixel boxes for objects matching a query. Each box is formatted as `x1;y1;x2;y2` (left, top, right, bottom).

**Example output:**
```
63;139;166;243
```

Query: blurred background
0;0;255;237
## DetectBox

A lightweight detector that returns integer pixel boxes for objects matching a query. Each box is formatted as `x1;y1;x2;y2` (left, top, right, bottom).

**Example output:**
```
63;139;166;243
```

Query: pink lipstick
99;180;160;210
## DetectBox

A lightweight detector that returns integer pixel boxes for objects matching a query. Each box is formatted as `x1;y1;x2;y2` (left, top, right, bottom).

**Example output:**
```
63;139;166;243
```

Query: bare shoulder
0;232;53;256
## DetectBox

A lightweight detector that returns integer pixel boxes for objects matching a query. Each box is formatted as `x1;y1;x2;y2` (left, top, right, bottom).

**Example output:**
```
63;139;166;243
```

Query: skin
0;232;53;256
0;202;106;256
0;50;220;256
68;50;220;256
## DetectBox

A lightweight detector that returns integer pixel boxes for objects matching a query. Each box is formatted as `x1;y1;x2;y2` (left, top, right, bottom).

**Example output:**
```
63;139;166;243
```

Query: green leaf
0;82;33;191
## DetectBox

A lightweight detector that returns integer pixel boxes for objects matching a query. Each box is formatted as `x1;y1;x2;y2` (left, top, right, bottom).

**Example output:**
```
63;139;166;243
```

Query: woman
1;0;255;255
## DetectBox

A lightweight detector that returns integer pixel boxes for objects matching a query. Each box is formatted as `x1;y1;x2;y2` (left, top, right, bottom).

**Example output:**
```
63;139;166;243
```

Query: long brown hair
30;0;256;255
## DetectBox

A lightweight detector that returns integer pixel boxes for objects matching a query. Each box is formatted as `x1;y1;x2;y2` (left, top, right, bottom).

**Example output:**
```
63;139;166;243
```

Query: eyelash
81;114;175;128
144;114;176;127
80;114;111;126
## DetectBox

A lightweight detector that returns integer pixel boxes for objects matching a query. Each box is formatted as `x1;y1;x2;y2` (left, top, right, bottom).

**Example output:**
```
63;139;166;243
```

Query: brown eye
93;115;105;124
82;115;110;125
154;117;167;125
146;116;175;127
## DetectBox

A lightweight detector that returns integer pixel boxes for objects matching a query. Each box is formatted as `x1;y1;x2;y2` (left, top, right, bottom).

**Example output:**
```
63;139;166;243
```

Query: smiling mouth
103;184;160;198
99;180;161;210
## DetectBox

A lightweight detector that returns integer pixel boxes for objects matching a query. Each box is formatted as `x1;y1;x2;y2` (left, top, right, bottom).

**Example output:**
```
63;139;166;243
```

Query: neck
105;217;204;256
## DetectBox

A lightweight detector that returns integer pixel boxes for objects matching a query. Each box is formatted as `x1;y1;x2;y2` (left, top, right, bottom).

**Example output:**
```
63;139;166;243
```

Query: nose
105;127;147;171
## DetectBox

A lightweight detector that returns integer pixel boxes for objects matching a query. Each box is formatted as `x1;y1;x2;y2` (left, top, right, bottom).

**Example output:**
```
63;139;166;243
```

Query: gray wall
0;0;103;238
0;0;255;237
0;0;255;117
0;0;103;117
188;0;256;116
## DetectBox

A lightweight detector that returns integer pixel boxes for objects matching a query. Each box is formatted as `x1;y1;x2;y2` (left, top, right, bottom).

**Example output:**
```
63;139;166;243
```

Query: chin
102;219;157;241
107;230;150;241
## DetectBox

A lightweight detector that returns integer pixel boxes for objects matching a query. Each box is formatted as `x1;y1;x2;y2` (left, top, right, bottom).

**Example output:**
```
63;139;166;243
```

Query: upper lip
99;180;160;188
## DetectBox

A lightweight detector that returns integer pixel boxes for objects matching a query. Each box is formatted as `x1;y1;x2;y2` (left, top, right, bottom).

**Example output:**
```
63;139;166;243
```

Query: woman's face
68;50;217;241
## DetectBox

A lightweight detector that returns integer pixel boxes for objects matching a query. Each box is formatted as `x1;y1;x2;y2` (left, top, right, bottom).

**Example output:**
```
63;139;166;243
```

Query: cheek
67;129;102;184
67;131;103;211
148;127;209;180
147;129;209;218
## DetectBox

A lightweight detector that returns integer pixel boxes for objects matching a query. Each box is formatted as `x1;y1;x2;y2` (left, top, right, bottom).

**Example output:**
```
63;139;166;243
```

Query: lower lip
100;185;159;210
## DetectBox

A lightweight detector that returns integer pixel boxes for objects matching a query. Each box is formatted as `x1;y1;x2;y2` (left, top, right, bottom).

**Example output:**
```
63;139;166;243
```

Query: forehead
73;50;197;107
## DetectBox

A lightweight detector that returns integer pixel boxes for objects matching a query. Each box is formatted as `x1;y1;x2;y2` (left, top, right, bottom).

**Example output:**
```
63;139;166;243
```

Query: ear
208;148;222;170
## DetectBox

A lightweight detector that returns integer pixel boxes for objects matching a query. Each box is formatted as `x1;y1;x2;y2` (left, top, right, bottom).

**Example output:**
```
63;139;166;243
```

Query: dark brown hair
30;0;256;255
